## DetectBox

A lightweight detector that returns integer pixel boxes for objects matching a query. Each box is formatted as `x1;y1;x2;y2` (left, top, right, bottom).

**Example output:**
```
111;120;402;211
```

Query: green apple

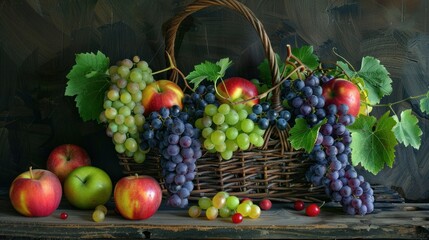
63;166;112;209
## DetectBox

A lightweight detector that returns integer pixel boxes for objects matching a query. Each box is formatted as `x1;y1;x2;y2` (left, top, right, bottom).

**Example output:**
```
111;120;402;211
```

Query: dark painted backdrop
1;0;428;201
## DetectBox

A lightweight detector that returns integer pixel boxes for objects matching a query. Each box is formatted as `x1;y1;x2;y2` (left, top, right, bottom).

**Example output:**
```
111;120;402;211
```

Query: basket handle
164;0;282;108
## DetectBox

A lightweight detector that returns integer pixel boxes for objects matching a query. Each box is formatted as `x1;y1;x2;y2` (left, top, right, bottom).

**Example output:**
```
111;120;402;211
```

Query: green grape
115;143;126;153
204;104;218;116
108;122;118;133
210;130;226;145
124;138;138;152
124;115;135;128
103;100;113;109
226;196;240;210
198;197;212;210
112;100;124;109
134;114;145;127
220;150;233;160
194;118;204;129
128;125;138;134
249;132;259;146
119;106;131;116
118;124;129;134
225;110;239;125
133;104;145;115
126;101;136;111
204;138;215;150
215;142;226;153
92;209;106;222
133;150;146;163
237;133;250;149
202;127;214;139
252;126;265;136
219;207;231;218
104;107;118;119
233;102;245;111
217;123;229;132
218;103;231;115
212;113;225;125
129;69;143;82
114;114;125;125
225;127;239;140
113;132;126;144
201;116;213;128
117;78;128;89
225;140;238;151
236;203;251;217
120;91;132;104
142;71;154;83
95;205;108;215
237;109;249;121
109;65;118;75
249;205;261;219
241;119;255;133
254;135;264;147
126;82;140;94
212;192;227;209
137;60;149;71
138;81;147;91
242;199;253;205
188;205;202;218
205;206;218;220
117;65;130;78
121;58;133;68
131;91;143;103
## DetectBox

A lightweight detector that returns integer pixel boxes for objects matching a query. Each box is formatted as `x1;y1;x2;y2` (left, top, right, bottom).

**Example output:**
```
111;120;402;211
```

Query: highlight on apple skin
9;167;62;217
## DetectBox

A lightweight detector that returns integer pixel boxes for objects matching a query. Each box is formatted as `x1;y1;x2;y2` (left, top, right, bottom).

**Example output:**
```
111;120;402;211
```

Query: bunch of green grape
188;192;261;221
99;56;153;163
195;103;265;160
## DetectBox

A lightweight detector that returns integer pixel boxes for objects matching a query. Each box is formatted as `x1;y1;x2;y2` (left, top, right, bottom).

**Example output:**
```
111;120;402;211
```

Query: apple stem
29;166;34;179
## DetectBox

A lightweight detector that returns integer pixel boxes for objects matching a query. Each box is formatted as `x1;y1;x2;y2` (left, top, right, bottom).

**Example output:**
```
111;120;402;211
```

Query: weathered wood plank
0;187;428;239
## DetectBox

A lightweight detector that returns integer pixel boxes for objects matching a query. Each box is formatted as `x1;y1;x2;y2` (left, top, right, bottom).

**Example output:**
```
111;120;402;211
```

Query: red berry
294;200;305;211
305;203;320;217
232;213;243;224
259;199;272;211
60;212;68;220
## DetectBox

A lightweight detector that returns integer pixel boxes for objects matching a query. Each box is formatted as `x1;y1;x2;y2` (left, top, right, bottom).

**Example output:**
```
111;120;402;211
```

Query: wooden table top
0;186;428;239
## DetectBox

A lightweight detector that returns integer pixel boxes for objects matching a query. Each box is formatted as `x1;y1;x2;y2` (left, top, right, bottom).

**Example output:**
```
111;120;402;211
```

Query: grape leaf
65;51;110;122
357;56;392;104
291;45;319;70
186;57;232;90
336;56;392;105
348;112;397;175
392;109;422;149
288;118;326;153
420;90;429;114
257;54;283;85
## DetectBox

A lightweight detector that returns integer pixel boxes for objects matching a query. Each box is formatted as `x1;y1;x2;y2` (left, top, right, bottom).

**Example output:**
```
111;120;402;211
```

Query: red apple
322;78;361;116
47;144;91;182
141;80;184;115
216;77;259;106
9;167;62;217
114;175;162;220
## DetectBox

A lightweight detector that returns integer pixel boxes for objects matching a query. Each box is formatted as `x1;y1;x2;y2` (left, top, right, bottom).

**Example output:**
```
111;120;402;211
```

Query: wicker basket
119;0;327;202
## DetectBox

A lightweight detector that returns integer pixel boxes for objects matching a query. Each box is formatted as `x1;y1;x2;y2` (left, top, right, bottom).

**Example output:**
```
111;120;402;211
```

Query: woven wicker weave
119;0;327;202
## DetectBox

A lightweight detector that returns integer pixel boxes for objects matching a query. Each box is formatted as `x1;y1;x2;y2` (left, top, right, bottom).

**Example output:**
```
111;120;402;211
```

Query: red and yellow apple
141;80;184;115
46;144;91;182
322;78;361;116
63;166;112;209
9;167;62;217
114;175;162;220
216;77;259;106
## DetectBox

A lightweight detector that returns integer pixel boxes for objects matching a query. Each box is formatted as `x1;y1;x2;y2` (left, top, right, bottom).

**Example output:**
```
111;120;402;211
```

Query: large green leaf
65;51;110;122
348;112;397;174
288;118;326;153
357;56;392;104
392;109;422;149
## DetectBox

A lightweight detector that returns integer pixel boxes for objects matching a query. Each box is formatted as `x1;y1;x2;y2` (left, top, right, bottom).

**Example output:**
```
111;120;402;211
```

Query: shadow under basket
119;125;327;202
